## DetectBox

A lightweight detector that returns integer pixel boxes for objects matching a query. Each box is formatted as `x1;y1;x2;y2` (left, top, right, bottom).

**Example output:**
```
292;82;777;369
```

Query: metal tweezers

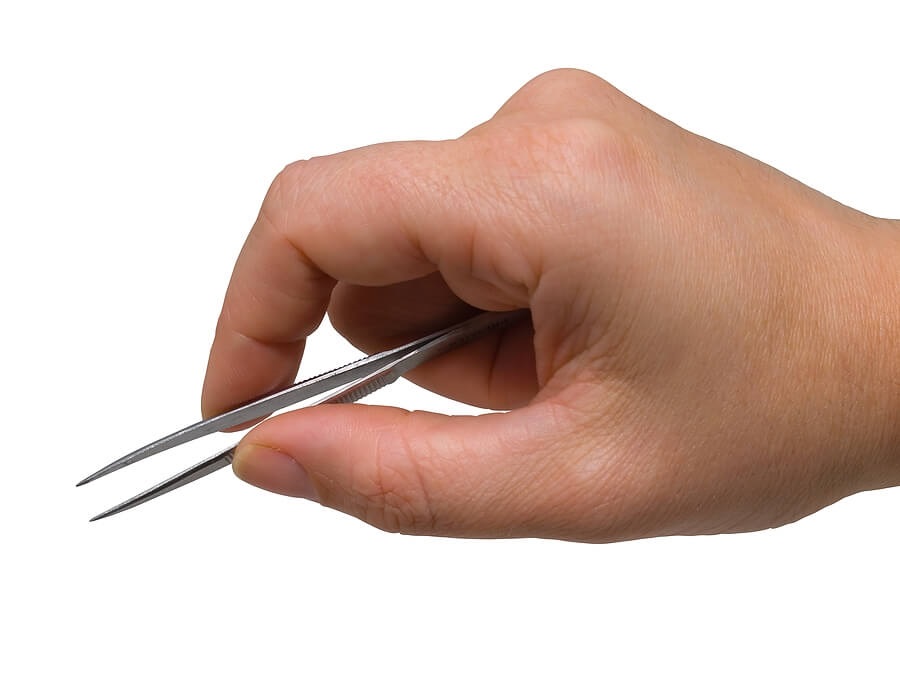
78;310;525;522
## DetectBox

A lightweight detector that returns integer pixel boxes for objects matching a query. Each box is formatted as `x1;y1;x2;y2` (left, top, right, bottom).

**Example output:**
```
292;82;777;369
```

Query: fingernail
233;444;318;501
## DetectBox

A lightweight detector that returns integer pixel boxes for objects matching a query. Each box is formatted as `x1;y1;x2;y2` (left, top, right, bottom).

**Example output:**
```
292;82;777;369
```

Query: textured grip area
327;374;394;405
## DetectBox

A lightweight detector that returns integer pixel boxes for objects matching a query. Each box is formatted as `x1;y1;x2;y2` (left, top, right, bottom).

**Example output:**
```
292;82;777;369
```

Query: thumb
233;402;569;537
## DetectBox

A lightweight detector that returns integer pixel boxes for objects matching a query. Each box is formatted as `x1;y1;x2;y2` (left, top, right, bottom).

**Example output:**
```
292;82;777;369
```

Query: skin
201;68;900;543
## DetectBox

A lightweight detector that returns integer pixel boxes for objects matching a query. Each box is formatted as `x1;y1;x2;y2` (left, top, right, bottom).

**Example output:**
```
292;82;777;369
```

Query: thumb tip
233;444;319;501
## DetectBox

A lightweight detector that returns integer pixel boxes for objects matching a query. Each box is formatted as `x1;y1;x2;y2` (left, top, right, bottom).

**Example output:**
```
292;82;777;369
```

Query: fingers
201;222;333;420
202;139;539;418
329;273;471;336
203;69;642;421
232;401;588;538
328;276;537;408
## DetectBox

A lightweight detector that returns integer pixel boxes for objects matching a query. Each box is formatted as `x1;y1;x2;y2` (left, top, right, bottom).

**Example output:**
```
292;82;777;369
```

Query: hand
201;69;900;542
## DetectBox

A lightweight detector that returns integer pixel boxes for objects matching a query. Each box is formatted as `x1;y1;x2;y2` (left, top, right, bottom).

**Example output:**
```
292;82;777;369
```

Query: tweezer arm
86;309;528;521
78;310;526;486
78;339;423;485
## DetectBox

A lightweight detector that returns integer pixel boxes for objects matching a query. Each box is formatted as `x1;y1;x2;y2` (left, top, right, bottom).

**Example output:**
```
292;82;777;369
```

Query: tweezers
78;310;526;522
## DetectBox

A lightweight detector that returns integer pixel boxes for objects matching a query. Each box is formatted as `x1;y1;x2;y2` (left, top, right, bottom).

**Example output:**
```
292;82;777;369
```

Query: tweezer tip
76;472;103;487
89;496;136;521
89;508;117;522
77;461;124;487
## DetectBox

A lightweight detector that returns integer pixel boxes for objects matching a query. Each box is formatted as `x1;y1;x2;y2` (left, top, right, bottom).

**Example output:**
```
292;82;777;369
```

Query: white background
1;1;898;672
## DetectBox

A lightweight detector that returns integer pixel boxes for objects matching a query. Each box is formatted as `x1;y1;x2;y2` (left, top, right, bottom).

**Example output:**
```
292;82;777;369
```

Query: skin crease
201;68;900;543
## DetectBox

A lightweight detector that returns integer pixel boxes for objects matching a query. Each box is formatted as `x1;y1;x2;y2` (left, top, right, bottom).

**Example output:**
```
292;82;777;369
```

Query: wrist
842;216;900;491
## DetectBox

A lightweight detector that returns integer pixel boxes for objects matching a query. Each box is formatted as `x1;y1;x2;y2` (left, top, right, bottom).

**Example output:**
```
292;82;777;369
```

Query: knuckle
263;158;333;237
527;67;615;96
268;159;309;211
506;68;624;118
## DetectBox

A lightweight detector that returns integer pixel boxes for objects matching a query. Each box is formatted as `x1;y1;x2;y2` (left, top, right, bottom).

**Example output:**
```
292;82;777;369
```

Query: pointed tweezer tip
76;462;122;488
89;506;119;522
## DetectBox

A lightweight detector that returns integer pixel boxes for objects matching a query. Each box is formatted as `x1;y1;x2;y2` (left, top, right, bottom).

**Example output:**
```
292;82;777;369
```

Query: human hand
201;69;900;542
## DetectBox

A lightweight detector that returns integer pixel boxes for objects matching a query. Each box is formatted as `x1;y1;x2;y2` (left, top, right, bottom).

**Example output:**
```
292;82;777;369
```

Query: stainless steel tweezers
78;310;525;521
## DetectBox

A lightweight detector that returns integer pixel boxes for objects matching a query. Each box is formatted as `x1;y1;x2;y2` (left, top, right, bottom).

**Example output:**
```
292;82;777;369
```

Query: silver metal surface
77;333;439;486
89;445;237;522
81;310;527;521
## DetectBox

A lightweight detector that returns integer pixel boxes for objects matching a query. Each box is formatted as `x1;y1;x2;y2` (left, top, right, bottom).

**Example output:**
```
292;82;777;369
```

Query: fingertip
233;443;319;500
201;332;305;420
